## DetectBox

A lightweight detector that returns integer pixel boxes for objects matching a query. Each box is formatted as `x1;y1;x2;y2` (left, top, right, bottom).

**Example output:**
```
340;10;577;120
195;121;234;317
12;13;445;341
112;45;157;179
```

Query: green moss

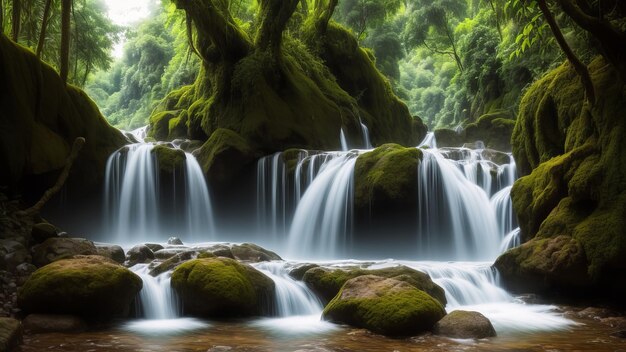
322;276;445;337
353;144;422;212
151;144;186;174
18;256;142;319
464;111;515;151
171;257;274;318
196;128;256;186
302;265;446;306
503;57;626;300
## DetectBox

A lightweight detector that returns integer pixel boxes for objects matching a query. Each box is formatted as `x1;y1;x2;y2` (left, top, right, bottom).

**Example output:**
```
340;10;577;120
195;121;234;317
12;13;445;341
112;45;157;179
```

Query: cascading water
104;142;215;243
124;264;207;334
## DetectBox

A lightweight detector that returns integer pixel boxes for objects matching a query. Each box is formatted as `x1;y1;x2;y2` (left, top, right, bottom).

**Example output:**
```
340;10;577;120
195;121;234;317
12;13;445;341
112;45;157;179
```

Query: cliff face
0;34;126;199
495;57;626;302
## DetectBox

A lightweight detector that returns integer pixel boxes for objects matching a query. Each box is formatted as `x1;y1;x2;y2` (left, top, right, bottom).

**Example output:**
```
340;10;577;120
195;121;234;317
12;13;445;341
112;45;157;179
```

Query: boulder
31;238;97;267
171;257;274;318
303;265;446;306
151;145;186;174
126;245;155;266
23;314;87;333
30;223;58;243
322;275;446;337
144;243;165;252
288;263;319;281
230;243;281;262
154;248;191;260
167;237;184;245
149;250;197;276
0;240;28;272
433;310;496;339
0;317;21;352
18;255;142;319
94;243;125;264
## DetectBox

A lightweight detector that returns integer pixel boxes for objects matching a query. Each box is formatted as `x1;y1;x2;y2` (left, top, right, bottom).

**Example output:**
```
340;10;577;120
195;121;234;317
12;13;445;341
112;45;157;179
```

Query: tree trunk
555;0;626;81
310;0;338;35
255;0;300;55
36;0;52;58
537;0;595;104
488;0;503;41
1;0;4;33
60;0;71;83
11;0;20;42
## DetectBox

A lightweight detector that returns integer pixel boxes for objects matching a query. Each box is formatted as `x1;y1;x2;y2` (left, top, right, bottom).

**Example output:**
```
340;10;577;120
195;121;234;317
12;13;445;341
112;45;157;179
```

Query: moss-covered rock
0;34;126;198
322;275;446;337
195;129;256;186
500;57;626;301
18;255;142;319
433;310;496;339
171;257;275;318
354;144;422;213
464;111;515;151
433;129;463;148
230;243;282;262
152;144;186;174
302;265;446;306
0;317;22;352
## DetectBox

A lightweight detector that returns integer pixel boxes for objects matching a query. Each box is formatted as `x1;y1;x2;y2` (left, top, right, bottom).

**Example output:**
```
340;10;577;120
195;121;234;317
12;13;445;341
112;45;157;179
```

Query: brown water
19;313;626;352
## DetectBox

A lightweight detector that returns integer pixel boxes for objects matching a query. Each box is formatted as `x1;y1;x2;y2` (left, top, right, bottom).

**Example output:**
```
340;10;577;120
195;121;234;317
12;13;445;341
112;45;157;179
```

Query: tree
403;0;468;72
60;0;71;83
335;0;402;41
11;0;19;42
36;0;53;57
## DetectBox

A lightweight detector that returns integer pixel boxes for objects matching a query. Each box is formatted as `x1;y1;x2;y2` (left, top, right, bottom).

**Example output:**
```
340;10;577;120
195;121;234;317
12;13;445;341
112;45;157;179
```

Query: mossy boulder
433;129;463;148
354;144;422;213
464;112;515;151
31;238;98;267
149;250;197;276
18;255;142;319
433;310;496;339
195;129;256;186
0;34;126;198
126;245;155;266
494;235;591;293
30;223;58;243
288;263;319;281
302;265;446;306
0;317;22;352
322;275;446;337
230;243;282;262
152;144;186;174
501;57;626;301
171;257;275;318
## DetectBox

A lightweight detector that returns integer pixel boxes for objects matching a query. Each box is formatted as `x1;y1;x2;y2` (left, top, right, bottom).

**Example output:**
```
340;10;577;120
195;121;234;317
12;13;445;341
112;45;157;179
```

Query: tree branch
16;137;85;218
255;0;300;54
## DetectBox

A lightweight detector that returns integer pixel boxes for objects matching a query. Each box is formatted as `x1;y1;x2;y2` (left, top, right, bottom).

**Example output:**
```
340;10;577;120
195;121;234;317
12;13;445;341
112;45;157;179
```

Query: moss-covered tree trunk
11;0;20;42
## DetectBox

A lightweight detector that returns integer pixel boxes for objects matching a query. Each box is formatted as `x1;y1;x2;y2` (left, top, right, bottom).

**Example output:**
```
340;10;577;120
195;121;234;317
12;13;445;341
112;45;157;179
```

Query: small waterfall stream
104;142;215;244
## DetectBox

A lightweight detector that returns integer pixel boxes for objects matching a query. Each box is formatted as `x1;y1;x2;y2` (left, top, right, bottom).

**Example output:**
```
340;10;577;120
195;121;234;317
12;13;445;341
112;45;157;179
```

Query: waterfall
500;228;521;253
104;143;215;243
358;118;373;149
124;264;208;334
253;262;323;316
417;150;501;261
287;152;358;258
132;264;179;319
340;128;349;151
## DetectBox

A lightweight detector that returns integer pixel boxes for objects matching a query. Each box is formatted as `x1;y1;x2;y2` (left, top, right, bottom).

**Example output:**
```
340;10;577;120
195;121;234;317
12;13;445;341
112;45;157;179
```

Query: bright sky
104;0;156;58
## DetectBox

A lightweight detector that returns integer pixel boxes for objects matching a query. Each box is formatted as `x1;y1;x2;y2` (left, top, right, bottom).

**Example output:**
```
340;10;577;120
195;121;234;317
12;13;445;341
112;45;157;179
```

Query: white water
359;117;373;149
340;128;349;151
124;264;208;334
104;142;215;243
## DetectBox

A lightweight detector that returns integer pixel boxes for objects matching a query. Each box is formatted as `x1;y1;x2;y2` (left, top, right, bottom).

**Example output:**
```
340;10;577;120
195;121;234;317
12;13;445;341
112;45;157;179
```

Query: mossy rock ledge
171;257;275;318
322;275;446;337
497;57;626;301
18;255;142;319
303;265;446;306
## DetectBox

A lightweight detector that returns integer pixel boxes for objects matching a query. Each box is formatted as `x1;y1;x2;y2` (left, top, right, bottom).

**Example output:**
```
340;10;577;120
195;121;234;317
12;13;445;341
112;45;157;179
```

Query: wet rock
149;251;197;276
171;257;275;318
167;237;184;245
126;245;155;266
195;244;234;259
144;243;164;252
0;317;22;351
288;264;319;281
23;314;87;333
18;255;142;319
30;223;58;243
323;275;446;337
0;240;28;272
230;243;281;262
611;330;626;339
154;248;191;260
433;310;496;339
303;265;446;306
31;238;98;267
94;243;125;264
577;307;618;320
